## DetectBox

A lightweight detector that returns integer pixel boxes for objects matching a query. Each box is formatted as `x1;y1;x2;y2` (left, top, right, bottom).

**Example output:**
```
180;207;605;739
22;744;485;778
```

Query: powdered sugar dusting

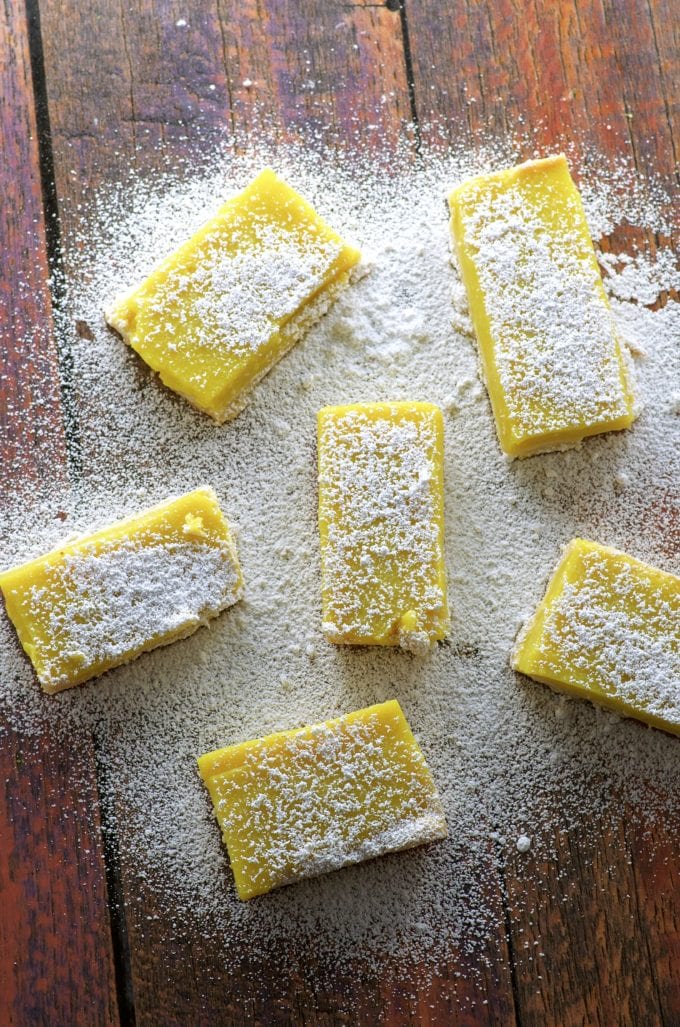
0;137;678;991
597;247;680;305
21;537;241;690
193;224;343;356
103;168;358;422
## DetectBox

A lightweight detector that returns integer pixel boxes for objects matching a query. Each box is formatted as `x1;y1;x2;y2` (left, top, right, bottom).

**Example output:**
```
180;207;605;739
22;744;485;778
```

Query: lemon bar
512;539;680;735
317;402;449;651
0;487;243;693
448;155;636;458
105;168;361;422
197;700;448;900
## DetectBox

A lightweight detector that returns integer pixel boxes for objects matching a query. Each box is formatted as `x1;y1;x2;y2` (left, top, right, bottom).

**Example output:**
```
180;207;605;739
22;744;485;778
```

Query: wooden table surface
1;1;678;1024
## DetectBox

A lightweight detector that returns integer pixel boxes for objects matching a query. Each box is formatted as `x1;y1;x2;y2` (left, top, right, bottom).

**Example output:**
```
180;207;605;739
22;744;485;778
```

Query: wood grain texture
0;4;118;1025
37;0;515;1023
0;0;66;488
626;809;680;1019
0;727;120;1027
404;0;679;184
108;864;516;1027
502;817;667;1027
214;0;414;155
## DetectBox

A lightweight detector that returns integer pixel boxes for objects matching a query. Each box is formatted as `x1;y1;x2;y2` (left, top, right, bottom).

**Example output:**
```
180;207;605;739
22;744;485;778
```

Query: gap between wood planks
389;0;421;153
23;2;135;1024
24;0;82;481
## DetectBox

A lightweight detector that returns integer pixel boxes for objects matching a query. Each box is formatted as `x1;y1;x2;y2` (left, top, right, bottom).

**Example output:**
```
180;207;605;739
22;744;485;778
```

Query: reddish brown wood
0;0;66;489
214;0;414;156
0;727;120;1026
404;0;679;186
0;3;119;1024
502;817;668;1027
404;0;678;285
626;809;680;1019
110;861;515;1027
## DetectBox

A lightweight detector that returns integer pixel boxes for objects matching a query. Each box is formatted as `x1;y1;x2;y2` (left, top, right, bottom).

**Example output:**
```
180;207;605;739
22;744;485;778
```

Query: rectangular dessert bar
105;168;362;422
512;539;680;735
448;155;636;458
197;699;448;900
0;487;243;692
317;402;449;651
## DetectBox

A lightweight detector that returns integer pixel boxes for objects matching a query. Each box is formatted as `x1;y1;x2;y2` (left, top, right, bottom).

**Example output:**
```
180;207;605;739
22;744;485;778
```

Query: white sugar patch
22;537;242;690
597;248;680;305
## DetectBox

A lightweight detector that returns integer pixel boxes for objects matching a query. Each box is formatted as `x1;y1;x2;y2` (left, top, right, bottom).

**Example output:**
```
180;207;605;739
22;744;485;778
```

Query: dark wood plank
0;728;120;1027
35;1;517;1023
32;0;680;1022
627;809;680;1019
215;0;414;156
503;818;665;1027
405;1;680;1024
0;0;66;488
38;0;414;212
0;4;119;1024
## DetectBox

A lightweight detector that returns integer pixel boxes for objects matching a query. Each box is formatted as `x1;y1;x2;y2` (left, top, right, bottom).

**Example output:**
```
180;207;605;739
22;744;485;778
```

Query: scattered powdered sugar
597;247;680;305
1;137;678;992
516;834;532;853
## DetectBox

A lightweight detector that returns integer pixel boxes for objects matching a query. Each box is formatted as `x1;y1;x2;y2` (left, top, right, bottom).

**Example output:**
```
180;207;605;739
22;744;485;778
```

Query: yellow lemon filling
197;700;448;900
317;402;449;650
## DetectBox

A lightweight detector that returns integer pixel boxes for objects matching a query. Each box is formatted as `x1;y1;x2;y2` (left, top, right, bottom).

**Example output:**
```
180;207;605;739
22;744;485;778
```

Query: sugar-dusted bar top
317;402;449;652
448;155;636;458
512;538;680;735
197;699;448;900
0;487;243;692
105;168;361;423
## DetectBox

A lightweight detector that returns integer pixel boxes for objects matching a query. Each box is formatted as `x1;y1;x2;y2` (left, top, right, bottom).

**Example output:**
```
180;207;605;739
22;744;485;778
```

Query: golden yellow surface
449;155;636;458
105;168;361;422
512;539;680;735
197;700;448;900
317;402;449;650
0;488;243;693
